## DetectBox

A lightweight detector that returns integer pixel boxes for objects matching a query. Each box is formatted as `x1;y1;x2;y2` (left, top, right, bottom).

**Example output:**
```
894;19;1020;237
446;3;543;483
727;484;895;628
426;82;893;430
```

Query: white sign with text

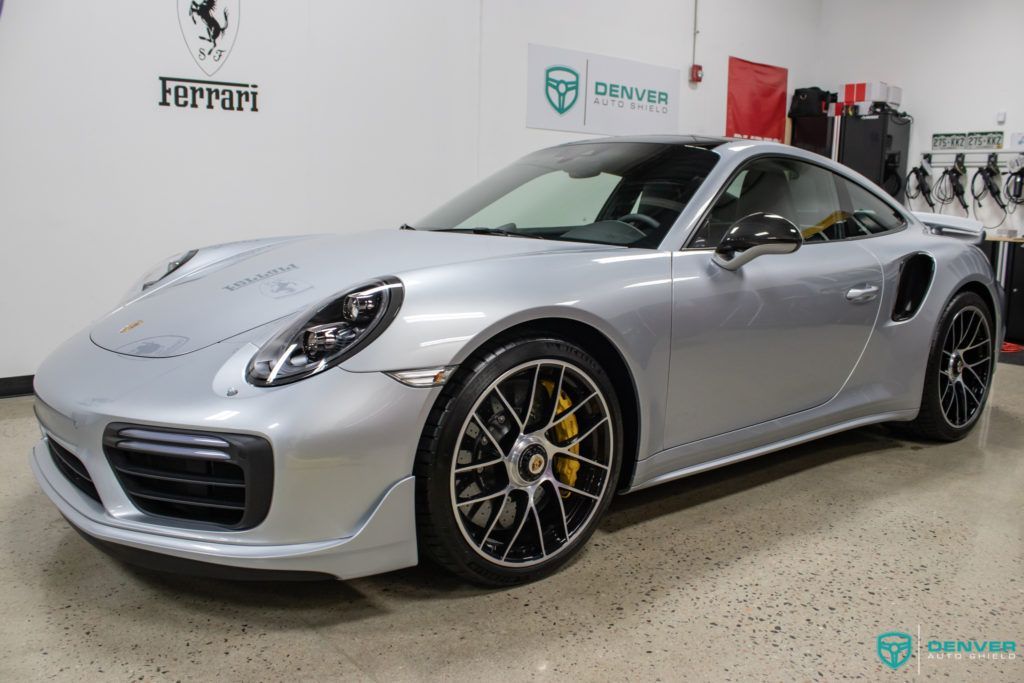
526;44;681;136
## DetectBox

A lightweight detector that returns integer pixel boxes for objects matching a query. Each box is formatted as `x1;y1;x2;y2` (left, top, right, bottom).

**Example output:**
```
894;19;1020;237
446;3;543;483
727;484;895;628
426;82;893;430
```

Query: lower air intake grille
103;423;273;530
47;438;101;503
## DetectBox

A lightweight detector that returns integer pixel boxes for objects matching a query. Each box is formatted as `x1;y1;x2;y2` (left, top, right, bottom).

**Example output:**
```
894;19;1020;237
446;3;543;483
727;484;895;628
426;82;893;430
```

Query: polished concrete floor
1;367;1022;682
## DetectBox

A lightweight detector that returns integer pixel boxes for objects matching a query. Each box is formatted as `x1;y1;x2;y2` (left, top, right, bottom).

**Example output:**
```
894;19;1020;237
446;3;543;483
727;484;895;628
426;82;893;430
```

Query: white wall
818;0;1024;229
0;0;825;378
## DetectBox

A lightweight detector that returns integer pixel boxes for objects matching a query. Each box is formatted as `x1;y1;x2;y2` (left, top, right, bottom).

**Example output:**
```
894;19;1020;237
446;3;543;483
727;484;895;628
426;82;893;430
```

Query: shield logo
545;66;579;115
177;0;241;76
877;632;913;670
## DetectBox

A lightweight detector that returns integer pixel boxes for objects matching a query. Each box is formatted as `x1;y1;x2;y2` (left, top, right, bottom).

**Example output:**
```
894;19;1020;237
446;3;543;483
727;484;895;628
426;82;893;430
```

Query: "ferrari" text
158;76;259;113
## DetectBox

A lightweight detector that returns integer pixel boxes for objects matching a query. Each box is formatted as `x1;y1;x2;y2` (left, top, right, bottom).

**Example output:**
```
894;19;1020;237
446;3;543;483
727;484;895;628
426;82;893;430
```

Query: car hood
91;230;609;358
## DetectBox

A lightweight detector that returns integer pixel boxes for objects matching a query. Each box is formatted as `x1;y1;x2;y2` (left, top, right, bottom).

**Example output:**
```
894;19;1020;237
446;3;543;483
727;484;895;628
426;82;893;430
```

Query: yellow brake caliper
542;380;580;497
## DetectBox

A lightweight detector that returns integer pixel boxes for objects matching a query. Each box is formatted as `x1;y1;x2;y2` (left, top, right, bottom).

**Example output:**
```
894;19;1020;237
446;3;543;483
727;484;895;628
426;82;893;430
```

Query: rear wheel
903;291;994;441
415;336;622;586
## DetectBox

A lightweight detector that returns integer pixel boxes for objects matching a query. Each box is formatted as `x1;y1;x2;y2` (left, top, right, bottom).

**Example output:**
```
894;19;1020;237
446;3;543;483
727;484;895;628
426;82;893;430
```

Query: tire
901;291;995;441
414;335;623;586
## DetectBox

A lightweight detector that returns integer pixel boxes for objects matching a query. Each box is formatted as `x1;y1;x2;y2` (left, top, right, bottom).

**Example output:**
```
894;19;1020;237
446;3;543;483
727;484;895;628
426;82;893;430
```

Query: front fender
339;249;675;456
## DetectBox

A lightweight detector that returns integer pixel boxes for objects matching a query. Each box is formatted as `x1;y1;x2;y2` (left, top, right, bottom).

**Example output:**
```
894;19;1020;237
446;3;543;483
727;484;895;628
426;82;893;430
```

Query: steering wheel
616;213;660;231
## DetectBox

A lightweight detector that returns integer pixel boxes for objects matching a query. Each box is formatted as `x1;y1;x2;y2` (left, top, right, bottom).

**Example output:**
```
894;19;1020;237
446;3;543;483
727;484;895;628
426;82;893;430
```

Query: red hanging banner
725;57;788;142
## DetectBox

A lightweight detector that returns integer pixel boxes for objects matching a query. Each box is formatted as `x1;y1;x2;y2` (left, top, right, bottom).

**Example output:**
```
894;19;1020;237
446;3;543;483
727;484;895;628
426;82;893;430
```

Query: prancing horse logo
191;1;229;50
177;0;240;77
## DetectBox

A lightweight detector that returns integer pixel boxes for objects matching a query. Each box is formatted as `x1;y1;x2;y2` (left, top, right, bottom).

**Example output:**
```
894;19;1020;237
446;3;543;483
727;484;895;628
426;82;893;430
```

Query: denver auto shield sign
527;44;680;135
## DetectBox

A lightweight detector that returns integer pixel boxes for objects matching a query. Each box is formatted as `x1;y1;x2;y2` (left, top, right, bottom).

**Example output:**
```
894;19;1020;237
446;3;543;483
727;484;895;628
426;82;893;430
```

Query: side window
836;176;907;236
786;162;843;241
689;158;842;248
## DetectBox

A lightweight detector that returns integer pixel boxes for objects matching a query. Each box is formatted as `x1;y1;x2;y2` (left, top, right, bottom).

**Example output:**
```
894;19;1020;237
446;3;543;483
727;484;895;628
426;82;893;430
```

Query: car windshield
414;141;720;248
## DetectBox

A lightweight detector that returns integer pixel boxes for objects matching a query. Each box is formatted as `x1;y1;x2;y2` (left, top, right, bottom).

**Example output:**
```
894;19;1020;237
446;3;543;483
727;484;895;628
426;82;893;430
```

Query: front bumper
30;328;438;579
32;443;416;579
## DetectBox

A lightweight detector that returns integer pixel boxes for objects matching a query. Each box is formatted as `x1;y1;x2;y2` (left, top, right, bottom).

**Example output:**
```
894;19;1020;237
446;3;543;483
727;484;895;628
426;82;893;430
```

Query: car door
663;156;884;448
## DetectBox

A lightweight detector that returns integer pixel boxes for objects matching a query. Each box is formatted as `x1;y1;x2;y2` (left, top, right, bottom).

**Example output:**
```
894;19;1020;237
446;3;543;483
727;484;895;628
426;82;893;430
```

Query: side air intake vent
892;253;935;322
47;437;101;503
103;424;273;530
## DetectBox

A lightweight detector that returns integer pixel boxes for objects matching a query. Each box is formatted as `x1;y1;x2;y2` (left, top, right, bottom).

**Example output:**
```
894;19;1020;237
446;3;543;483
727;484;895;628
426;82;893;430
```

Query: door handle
846;284;879;302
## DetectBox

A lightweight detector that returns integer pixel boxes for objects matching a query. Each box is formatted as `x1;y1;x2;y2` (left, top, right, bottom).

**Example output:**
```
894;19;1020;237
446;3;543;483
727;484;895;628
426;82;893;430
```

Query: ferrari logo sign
177;0;241;76
877;632;913;670
160;0;258;112
545;66;579;115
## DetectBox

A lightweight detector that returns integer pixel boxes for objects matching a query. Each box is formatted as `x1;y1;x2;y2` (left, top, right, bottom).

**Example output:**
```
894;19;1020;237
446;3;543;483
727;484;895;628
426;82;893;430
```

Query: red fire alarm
689;64;703;83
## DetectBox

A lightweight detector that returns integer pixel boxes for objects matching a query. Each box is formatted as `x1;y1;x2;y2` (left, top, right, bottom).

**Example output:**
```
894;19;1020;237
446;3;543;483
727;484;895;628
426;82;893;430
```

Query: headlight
247;278;404;386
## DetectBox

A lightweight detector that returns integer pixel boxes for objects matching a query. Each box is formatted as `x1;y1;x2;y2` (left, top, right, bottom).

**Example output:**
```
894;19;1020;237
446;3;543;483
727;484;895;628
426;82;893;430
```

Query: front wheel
903;291;995;441
415;336;622;586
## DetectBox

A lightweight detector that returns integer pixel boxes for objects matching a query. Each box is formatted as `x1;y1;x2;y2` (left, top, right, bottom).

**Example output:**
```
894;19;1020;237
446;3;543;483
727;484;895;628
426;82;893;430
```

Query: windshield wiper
399;223;416;230
432;225;545;239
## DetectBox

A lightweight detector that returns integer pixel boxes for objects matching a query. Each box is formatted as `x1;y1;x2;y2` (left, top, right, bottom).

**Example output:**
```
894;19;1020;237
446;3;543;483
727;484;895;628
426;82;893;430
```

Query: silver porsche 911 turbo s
31;136;1002;585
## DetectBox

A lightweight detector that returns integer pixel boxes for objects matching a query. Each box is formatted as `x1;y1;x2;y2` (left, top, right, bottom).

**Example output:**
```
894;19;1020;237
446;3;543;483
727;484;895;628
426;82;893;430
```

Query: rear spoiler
913;212;985;245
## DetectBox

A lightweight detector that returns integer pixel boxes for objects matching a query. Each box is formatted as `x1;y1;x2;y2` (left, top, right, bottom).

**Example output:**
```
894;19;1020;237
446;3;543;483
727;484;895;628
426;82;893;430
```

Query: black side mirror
712;212;803;271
